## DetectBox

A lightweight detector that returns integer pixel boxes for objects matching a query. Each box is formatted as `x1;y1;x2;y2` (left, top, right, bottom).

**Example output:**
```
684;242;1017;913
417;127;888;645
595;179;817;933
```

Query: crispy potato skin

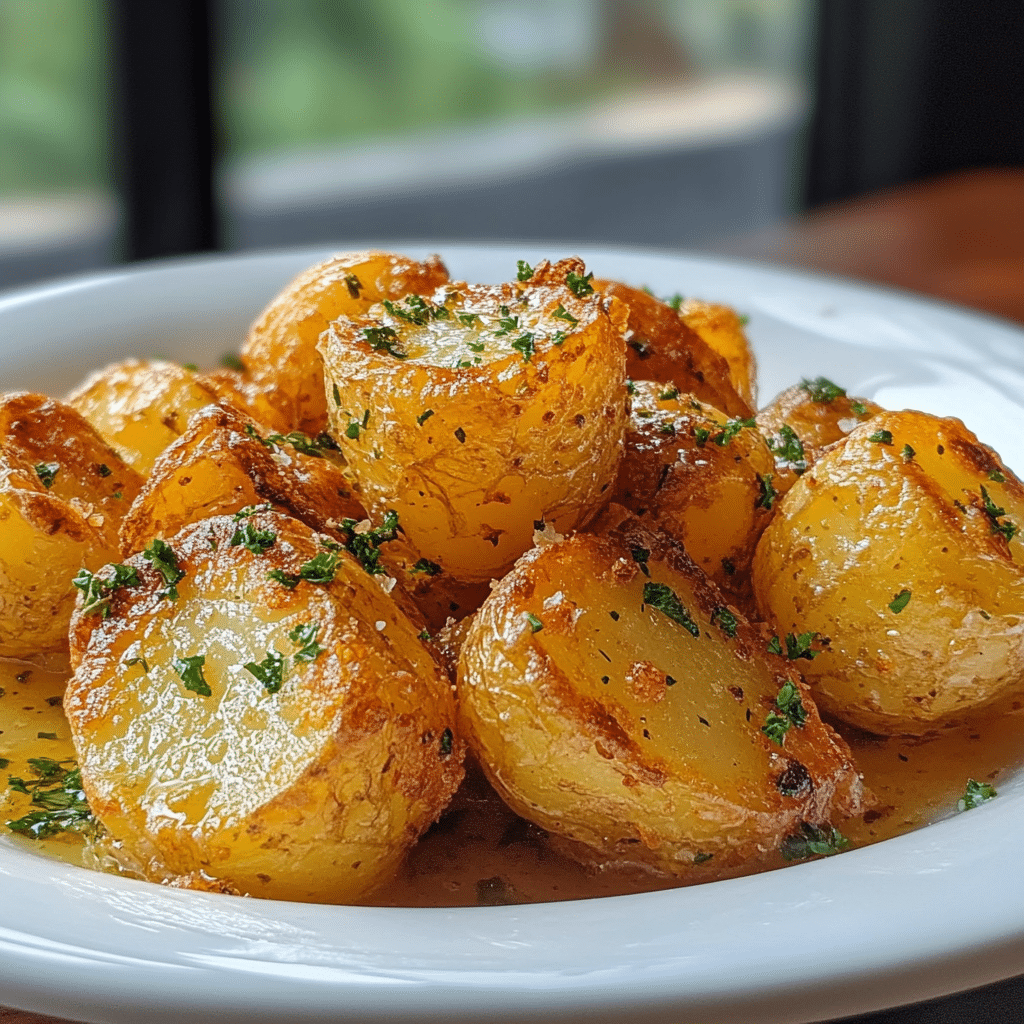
753;410;1024;734
613;383;774;598
320;257;628;582
242;251;450;435
119;403;365;555
65;511;463;903
677;299;758;411
596;280;753;418
67;359;223;474
0;393;142;656
458;508;865;880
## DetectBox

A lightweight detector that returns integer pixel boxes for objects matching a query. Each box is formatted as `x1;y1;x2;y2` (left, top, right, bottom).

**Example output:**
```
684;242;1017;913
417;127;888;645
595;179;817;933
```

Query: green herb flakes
510;333;536;362
338;509;400;576
767;425;807;473
526;612;544;633
5;759;97;840
781;822;849;860
344;272;362;298
363;325;407;358
410;558;442;576
711;606;739;637
958;778;997;811
221;352;245;371
244;649;285;694
756;473;777;510
552;303;579;324
439;727;454;756
417;409;435;426
143;538;185;600
643;582;699;638
869;429;894;445
516;260;534;281
230;521;276;555
980;485;1018;542
901;444;916;460
888;589;912;614
173;654;211;697
565;270;594;297
800;377;846;403
34;462;59;489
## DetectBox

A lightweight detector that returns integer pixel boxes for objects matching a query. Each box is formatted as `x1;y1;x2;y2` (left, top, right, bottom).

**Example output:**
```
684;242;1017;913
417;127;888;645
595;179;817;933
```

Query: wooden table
4;167;1023;1024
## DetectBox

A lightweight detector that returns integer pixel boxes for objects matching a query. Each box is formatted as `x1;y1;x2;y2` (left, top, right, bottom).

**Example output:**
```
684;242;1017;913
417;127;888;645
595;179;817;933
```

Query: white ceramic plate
2;244;1024;1024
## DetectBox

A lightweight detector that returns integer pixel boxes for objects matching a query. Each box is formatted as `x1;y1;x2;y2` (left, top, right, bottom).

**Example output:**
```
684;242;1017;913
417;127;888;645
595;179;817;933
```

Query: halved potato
65;510;464;903
458;508;866;880
320;257;629;582
0;394;143;657
67;359;223;474
613;382;776;596
242;250;450;435
596;280;753;418
677;298;758;411
753;409;1024;734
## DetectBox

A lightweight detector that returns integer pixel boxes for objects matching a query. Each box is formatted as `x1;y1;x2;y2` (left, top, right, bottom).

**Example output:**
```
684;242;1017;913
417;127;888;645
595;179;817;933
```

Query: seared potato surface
677;298;757;410
65;510;463;903
754;410;1024;734
458;508;866;879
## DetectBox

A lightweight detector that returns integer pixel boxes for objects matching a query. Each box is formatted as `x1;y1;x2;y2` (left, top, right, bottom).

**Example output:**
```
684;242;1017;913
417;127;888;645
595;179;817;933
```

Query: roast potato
753;409;1024;734
320;257;629;582
458;507;866;880
677;298;758;411
65;510;464;903
613;381;776;596
67;359;223;474
0;393;142;657
242;250;450;435
595;279;752;418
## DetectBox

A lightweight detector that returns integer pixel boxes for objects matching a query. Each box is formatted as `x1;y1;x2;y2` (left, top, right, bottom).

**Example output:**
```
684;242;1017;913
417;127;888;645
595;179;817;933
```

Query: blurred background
0;0;1022;321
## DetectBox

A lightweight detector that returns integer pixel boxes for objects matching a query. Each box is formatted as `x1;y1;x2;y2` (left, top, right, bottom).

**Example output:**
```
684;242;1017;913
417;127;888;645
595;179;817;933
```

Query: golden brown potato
119;403;364;555
596;280;753;418
458;508;866;880
320;257;629;583
242;250;450;435
0;393;143;657
757;377;883;493
65;510;464;903
66;359;223;474
195;367;293;434
753;409;1024;735
678;298;758;410
613;382;776;596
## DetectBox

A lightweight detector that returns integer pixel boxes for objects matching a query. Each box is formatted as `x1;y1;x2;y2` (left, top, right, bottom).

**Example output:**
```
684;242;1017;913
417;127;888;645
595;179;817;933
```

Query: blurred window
218;0;814;250
0;0;116;291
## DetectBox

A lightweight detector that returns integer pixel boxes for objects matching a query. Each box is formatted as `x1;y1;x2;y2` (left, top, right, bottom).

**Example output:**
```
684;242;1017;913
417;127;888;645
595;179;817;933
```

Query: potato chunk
458;508;865;880
0;393;142;656
242;250;450;435
613;382;775;596
677;298;758;411
753;410;1024;734
320;257;628;582
596;280;753;418
65;511;463;903
67;359;223;474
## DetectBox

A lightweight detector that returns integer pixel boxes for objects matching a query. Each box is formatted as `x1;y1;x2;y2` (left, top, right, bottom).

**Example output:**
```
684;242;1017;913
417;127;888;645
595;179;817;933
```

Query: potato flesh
67;359;222;474
753;410;1024;733
458;511;864;878
320;258;628;582
65;512;463;903
241;251;450;434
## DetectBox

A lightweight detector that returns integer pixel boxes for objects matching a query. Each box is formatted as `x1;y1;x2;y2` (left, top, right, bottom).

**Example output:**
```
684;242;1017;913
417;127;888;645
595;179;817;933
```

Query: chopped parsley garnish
516;260;534;281
96;463;112;477
345;421;362;439
525;612;544;633
756;473;778;510
230;521;276;555
344;272;362;298
800;377;846;403
454;427;467;444
332;383;342;407
289;621;326;663
410;558;442;576
383;297;428;326
869;429;893;445
665;293;683;311
693;851;713;864
658;422;676;436
173;654;211;697
337;509;400;576
221;352;245;371
901;444;916;460
781;822;849;860
34;462;59;489
980;485;1018;542
850;400;868;415
888;589;912;614
5;758;97;840
694;426;711;445
267;569;300;589
418;629;431;641
711;606;739;638
439;727;454;756
363;325;407;358
297;550;340;584
626;379;638;395
125;656;149;672
457;312;480;327
72;563;141;617
767;425;807;473
552;303;579;324
417;409;435;426
658;386;680;401
630;546;651;576
244;649;285;693
565;270;594;296
989;469;1006;482
510;333;536;362
761;679;809;745
245;424;337;458
232;504;271;520
143;538;185;600
37;732;57;740
958;778;997;811
711;417;756;446
768;631;820;661
643;582;699;638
